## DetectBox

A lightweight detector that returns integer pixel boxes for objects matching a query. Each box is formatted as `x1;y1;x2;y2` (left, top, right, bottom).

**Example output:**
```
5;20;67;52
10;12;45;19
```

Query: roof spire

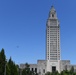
50;6;56;12
49;6;57;19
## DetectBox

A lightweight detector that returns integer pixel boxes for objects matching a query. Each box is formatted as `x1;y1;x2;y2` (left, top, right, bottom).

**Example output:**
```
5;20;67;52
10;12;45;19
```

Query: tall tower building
46;6;60;61
20;6;74;74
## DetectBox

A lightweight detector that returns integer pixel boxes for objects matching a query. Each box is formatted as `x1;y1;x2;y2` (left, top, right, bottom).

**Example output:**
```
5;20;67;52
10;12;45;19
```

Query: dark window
43;69;45;73
32;68;33;71
52;66;56;72
52;14;54;17
35;68;37;73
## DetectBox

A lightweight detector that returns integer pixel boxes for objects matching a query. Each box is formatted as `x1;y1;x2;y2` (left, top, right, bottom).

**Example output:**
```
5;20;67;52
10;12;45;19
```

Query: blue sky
0;0;76;64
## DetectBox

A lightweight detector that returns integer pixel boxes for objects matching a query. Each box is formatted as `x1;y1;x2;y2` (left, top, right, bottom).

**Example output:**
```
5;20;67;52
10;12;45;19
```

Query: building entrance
52;66;56;72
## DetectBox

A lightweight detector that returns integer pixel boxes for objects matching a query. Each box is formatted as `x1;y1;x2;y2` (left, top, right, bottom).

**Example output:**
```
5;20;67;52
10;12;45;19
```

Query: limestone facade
20;6;76;75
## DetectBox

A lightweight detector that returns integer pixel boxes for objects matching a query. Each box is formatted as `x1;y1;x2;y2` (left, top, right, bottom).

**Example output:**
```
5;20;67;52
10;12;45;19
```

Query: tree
0;48;6;75
22;63;30;75
22;63;38;75
6;62;10;75
69;66;74;75
45;72;51;75
8;57;18;75
70;66;74;72
16;64;20;75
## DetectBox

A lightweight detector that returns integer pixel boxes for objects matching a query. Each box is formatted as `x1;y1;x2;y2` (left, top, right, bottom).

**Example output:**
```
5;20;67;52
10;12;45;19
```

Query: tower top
49;6;57;19
50;6;56;12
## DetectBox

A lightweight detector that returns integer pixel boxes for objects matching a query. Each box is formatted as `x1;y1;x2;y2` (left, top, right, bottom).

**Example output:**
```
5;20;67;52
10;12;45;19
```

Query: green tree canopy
0;48;6;75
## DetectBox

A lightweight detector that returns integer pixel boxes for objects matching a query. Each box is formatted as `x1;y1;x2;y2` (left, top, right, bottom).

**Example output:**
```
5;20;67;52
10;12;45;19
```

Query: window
31;68;33;71
52;14;54;17
52;66;56;72
35;68;37;73
39;69;41;74
43;69;45;73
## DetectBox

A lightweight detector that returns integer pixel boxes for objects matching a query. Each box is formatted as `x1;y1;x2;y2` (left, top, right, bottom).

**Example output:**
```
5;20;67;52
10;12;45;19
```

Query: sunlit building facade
20;6;76;75
46;6;60;61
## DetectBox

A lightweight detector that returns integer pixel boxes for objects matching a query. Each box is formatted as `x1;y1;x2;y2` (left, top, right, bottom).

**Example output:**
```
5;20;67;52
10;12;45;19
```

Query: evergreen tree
8;57;18;75
6;62;10;75
45;72;51;75
22;63;30;75
0;48;6;75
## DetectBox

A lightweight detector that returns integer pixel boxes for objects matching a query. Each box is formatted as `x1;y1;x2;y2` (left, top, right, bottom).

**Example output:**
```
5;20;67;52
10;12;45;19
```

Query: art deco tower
46;6;60;61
